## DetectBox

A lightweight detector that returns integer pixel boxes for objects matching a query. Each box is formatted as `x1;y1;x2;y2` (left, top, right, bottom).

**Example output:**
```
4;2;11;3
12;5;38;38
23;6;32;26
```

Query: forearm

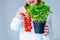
10;16;23;31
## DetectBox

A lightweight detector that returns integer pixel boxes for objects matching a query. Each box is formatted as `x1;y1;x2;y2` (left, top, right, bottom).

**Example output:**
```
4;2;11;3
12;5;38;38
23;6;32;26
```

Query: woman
10;0;53;40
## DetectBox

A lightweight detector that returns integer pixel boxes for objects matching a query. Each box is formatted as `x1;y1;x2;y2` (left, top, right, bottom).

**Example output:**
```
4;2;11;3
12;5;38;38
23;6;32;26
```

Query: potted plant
26;1;52;34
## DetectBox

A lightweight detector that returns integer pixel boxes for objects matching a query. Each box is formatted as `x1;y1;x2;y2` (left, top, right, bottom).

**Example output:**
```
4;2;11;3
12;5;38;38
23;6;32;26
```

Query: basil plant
26;1;52;22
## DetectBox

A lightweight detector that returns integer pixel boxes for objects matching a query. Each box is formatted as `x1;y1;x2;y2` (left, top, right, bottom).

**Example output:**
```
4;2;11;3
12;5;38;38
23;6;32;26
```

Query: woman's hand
17;7;26;20
44;25;49;36
17;13;23;20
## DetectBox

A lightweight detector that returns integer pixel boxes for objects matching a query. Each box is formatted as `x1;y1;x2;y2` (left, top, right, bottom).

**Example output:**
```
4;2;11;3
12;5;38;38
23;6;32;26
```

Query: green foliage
26;1;52;22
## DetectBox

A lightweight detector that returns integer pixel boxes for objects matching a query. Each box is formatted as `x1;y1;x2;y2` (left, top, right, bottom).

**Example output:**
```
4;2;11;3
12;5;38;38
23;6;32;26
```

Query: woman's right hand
16;7;26;20
17;13;23;20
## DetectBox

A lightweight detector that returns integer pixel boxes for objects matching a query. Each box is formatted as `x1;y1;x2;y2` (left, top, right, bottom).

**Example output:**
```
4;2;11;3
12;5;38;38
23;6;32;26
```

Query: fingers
17;14;23;19
44;30;49;36
44;25;49;36
44;26;49;30
43;32;48;36
44;29;49;33
44;25;48;27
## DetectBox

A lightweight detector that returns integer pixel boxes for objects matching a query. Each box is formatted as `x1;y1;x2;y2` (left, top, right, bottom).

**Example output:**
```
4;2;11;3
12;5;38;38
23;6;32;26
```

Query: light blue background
0;0;60;40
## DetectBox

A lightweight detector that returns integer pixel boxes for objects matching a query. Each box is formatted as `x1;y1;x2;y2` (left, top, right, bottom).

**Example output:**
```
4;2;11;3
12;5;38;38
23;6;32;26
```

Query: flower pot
33;22;46;34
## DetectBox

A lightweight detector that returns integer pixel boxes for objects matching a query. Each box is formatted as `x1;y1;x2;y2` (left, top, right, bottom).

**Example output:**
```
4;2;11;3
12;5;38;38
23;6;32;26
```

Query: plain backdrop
0;0;60;40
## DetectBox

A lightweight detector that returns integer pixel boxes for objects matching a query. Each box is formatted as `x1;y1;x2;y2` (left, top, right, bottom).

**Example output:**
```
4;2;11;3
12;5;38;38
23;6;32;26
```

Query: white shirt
10;6;53;40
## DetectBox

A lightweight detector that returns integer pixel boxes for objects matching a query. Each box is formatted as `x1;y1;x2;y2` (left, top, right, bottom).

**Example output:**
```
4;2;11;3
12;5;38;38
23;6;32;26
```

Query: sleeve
10;7;23;31
46;14;53;40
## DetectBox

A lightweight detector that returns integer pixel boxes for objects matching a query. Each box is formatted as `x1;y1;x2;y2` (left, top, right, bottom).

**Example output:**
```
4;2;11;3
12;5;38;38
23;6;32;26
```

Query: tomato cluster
21;13;32;32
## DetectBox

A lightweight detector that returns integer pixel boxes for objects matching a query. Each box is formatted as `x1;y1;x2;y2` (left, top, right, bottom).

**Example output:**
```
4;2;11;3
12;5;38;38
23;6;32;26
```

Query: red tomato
28;26;32;29
25;28;31;32
23;17;27;21
24;24;28;27
30;26;32;29
28;19;31;22
25;29;28;32
24;21;27;24
25;28;30;32
28;23;31;26
21;13;25;16
28;30;31;32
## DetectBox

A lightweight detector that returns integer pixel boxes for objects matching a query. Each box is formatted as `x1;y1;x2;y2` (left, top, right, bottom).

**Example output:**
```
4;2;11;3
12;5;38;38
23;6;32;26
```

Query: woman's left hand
44;25;49;36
